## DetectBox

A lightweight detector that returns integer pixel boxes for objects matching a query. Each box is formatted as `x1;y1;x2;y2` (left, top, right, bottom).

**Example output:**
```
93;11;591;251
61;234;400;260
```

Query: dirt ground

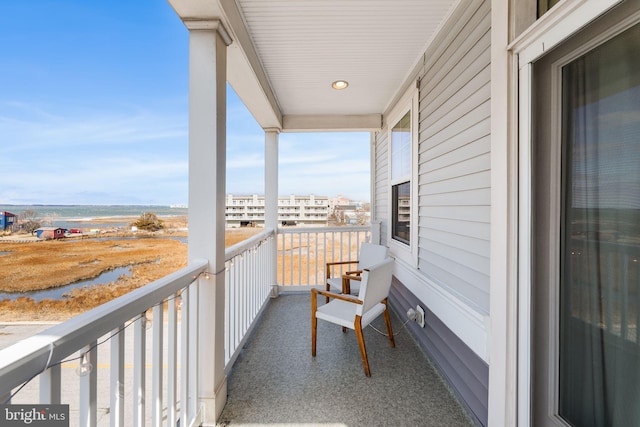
0;228;260;321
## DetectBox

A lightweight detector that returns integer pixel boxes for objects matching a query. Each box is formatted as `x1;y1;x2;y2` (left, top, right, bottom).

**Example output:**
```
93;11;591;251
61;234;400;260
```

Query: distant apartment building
225;194;329;227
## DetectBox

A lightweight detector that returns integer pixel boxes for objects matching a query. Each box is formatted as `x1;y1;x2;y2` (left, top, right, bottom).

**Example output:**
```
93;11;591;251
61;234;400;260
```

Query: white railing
224;229;275;369
277;225;372;289
0;225;375;426
0;260;207;427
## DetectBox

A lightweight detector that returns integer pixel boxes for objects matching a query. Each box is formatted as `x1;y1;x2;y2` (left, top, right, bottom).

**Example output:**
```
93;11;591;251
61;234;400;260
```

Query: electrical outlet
416;305;425;328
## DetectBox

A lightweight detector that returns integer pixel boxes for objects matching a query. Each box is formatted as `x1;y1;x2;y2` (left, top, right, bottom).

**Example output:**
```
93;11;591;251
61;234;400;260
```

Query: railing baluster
339;231;344;276
167;296;178;427
236;257;241;349
39;365;61;404
227;262;232;359
305;232;310;286
152;304;164;427
188;282;199;418
314;230;319;285
181;287;190;424
233;260;239;354
241;252;246;336
110;325;125;427
289;233;294;286
280;233;284;285
79;342;97;427
298;232;302;285
249;247;254;320
133;315;146;427
323;231;328;284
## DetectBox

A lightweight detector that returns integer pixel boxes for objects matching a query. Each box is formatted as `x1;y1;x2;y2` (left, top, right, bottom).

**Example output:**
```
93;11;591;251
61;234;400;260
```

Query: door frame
511;1;639;425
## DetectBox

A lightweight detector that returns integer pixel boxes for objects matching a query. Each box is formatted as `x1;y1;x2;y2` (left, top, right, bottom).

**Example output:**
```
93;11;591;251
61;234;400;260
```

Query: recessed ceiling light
331;80;349;90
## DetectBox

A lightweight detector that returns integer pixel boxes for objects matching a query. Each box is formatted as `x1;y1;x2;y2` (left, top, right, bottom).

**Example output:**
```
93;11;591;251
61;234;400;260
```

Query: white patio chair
311;257;395;377
325;242;389;300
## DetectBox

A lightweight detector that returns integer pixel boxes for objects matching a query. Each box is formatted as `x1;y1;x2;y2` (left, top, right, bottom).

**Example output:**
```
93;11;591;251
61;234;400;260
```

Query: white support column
264;129;279;296
185;19;231;425
489;0;519;426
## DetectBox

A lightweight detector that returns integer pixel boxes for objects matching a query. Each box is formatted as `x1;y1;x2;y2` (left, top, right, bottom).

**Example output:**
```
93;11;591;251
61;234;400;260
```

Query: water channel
0;266;132;302
0;235;187;302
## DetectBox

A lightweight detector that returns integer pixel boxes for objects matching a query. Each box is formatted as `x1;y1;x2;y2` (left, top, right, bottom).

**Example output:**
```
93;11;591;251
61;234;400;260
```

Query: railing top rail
225;228;275;260
0;259;208;396
277;225;371;234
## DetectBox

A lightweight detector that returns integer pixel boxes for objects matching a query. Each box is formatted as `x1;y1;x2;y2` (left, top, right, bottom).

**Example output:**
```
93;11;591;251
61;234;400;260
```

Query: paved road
0;321;58;350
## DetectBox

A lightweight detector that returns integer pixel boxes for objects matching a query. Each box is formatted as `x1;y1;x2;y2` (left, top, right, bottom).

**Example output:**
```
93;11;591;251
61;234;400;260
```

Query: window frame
387;87;418;266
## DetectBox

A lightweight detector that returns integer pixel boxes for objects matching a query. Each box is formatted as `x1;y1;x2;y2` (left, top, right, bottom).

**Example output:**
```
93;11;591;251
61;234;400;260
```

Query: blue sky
0;1;370;205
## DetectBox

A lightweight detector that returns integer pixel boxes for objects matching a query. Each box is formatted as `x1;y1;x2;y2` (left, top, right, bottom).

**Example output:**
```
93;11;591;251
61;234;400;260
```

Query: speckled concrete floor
217;294;474;427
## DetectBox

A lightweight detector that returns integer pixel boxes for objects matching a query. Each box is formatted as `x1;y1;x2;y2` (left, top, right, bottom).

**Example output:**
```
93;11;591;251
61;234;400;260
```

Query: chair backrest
356;257;394;315
357;243;389;270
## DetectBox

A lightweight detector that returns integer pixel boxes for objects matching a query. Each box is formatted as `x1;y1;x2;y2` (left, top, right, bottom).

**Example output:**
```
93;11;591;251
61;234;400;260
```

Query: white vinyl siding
417;1;491;313
374;130;389;245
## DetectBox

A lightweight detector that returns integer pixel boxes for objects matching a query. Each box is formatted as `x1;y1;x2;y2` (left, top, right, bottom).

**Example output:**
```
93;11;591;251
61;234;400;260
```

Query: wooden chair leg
325;282;330;304
342;276;351;295
354;316;371;377
383;299;395;348
325;264;331;303
311;292;317;356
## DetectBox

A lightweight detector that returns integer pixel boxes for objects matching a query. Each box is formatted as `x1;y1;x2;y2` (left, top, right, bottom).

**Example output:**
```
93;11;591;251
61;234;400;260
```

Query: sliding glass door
559;22;640;427
533;4;640;425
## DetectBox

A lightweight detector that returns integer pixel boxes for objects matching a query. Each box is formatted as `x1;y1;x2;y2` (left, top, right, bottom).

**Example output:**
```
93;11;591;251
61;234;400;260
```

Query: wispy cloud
278;132;371;200
1;101;187;153
1;100;189;204
1;95;371;204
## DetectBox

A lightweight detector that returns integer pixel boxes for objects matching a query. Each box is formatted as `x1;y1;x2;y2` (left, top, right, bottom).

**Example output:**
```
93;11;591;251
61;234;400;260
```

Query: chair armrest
326;260;359;267
342;274;362;282
326;260;359;279
311;288;362;304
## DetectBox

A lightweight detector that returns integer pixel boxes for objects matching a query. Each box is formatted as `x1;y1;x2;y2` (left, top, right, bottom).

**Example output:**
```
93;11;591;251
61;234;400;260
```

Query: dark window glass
392;181;411;245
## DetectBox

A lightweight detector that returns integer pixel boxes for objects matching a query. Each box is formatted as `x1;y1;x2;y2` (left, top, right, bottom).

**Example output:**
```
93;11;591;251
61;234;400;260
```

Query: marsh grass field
0;228;260;321
0;221;366;322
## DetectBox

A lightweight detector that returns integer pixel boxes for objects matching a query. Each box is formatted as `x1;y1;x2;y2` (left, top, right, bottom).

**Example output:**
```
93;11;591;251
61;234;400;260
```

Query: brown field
0;227;365;321
0;228;260;321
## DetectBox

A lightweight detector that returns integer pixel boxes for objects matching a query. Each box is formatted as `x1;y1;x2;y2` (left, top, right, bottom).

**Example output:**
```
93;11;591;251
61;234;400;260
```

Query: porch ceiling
168;0;458;131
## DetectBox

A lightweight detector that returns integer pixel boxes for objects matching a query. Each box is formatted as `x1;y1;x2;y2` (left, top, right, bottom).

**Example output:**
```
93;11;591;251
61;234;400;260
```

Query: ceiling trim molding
219;0;283;127
183;19;233;46
282;114;382;132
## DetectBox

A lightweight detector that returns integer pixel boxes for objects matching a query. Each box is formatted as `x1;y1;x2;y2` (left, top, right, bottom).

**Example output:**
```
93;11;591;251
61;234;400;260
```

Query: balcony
0;227;473;426
219;293;473;426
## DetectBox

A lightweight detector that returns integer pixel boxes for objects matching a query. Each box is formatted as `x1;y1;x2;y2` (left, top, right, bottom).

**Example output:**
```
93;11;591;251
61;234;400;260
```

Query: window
392;181;411;244
391;111;411;245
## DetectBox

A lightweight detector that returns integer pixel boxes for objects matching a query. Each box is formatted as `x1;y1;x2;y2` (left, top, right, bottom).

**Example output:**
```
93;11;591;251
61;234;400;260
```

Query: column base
201;375;228;426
